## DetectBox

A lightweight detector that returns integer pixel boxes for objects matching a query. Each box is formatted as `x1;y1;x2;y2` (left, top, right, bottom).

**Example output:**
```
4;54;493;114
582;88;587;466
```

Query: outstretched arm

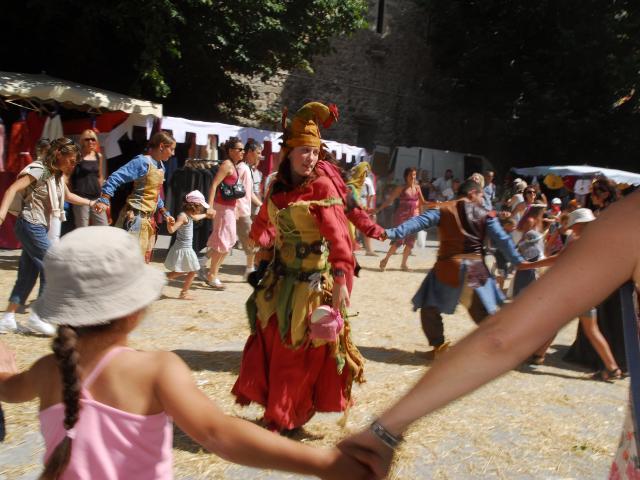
340;191;640;478
0;341;40;403
156;352;369;479
0;175;34;226
485;217;525;265
385;209;440;241
347;206;385;239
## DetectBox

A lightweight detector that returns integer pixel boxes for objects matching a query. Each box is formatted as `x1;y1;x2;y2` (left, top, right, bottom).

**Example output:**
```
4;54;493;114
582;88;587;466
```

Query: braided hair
41;326;82;480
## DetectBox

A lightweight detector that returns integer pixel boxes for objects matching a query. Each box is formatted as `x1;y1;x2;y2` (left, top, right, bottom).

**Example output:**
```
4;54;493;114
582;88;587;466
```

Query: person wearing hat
232;102;367;433
515;208;622;378
382;179;526;358
94;132;176;264
0;226;371;479
164;190;211;300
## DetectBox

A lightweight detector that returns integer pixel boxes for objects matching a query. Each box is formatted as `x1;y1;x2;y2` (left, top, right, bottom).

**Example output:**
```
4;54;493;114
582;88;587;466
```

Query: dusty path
0;238;627;479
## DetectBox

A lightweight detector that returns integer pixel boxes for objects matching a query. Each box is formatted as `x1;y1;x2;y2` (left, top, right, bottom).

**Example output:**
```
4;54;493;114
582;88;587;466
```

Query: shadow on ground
0;254;19;271
173;349;242;374
358;345;428;366
516;344;597;380
358;266;430;274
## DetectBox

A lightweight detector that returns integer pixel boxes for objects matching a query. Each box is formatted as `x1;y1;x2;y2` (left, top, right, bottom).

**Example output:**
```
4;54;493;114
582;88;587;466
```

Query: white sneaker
0;312;17;334
25;312;56;336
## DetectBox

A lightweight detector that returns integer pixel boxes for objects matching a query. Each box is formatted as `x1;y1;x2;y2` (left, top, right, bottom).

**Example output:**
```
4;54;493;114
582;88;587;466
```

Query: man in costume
95;132;175;262
385;179;525;356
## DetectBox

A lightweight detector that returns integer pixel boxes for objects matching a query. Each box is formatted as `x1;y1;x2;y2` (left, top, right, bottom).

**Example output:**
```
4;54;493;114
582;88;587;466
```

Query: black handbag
219;166;246;200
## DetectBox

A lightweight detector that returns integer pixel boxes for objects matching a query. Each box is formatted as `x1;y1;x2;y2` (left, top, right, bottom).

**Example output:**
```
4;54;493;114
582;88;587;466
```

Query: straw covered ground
0;239;629;479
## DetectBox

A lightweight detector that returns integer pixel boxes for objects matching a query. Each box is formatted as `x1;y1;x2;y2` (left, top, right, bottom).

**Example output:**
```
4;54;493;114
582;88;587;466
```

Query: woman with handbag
206;137;246;290
0;138;98;336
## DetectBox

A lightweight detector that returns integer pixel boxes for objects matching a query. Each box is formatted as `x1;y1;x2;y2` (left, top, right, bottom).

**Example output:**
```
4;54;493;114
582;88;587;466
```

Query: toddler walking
165;191;209;300
0;227;367;480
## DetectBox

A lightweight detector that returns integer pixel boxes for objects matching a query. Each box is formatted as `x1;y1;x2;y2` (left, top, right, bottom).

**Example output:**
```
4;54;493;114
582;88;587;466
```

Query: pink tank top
39;346;173;480
393;187;420;225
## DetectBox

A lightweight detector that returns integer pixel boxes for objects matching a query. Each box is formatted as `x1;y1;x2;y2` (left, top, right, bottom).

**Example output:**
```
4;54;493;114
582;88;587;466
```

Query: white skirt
164;246;200;272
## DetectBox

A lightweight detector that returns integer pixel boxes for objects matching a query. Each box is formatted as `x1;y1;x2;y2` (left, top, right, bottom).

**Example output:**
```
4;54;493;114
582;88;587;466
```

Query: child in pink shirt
0;226;368;480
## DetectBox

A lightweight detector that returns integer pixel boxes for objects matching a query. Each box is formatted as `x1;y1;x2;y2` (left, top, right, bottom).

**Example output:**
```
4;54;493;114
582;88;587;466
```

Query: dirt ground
0;237;629;479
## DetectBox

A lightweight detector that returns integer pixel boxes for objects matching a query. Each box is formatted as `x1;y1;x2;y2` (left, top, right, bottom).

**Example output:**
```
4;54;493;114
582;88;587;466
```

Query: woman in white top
0;138;97;336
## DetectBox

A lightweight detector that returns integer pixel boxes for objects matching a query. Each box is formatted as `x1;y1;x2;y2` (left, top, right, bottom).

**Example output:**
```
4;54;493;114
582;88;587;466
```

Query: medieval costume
345;162;372;244
385;198;524;349
231;103;368;432
98;155;170;262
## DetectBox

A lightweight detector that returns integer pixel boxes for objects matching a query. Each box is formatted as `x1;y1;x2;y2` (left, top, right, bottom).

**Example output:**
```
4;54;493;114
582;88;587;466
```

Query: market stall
0;71;162;247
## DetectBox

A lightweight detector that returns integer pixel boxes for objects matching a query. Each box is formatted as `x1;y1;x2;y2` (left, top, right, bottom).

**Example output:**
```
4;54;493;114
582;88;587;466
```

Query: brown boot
425;342;451;360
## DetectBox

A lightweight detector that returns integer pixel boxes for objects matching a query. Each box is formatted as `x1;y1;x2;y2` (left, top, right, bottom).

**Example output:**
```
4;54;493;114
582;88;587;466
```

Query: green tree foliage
2;0;367;119
419;0;640;168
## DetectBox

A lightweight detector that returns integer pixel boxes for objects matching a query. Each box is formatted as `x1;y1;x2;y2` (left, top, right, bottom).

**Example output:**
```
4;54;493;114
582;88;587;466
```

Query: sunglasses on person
231;147;245;152
83;138;98;142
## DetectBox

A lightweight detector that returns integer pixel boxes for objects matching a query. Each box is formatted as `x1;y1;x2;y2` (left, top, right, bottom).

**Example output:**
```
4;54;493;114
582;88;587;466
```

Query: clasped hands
334;427;396;479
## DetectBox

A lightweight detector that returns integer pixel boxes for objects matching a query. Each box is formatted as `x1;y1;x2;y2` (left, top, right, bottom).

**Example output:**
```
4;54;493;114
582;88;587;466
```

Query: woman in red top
232;103;365;433
206;137;245;290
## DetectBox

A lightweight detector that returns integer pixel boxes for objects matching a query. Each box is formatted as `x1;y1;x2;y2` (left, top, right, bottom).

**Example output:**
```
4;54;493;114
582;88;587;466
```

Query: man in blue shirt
95;132;175;262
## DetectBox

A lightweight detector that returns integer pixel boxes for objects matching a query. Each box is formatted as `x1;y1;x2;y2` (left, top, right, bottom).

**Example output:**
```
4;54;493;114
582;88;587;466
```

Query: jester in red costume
232;102;383;432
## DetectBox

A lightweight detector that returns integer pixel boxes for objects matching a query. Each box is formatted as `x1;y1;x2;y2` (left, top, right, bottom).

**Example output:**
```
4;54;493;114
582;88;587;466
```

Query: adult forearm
376;204;637;436
65;192;93;207
386;210;438;240
0;187;17;221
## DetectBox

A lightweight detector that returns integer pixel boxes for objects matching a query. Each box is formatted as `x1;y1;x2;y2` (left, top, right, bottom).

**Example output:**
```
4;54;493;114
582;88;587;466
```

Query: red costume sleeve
249;198;276;248
308;176;355;289
347;206;385;239
315;159;384;240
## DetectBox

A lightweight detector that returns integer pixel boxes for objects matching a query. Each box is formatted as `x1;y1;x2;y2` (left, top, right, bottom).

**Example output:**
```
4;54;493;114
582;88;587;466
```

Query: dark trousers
420;291;489;347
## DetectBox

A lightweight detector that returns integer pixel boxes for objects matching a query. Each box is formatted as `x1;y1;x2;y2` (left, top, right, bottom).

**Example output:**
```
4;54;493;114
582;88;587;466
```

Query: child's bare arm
190;213;209;221
167;213;187;234
0;342;42;403
154;352;369;479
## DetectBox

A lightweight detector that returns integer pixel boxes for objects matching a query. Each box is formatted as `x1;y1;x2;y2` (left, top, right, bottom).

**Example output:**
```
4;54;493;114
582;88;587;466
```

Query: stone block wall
238;0;434;152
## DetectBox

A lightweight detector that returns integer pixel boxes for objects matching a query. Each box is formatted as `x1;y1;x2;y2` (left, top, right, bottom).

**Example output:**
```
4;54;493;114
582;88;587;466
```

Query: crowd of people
0;101;638;479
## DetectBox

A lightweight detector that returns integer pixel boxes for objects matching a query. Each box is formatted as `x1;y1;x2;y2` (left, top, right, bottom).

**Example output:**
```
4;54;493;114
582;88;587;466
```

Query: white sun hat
34;226;166;326
567;208;596;228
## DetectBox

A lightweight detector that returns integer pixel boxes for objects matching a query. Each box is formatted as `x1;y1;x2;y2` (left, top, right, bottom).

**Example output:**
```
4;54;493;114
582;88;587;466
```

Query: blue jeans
8;217;50;305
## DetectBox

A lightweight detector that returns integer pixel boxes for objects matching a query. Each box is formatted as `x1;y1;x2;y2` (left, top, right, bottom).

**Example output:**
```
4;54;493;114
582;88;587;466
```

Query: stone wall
238;0;433;152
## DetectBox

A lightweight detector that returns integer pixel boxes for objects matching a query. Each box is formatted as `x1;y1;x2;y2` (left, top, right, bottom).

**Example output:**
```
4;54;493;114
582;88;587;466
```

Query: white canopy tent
512;165;640;186
0;71;162;117
159;115;367;162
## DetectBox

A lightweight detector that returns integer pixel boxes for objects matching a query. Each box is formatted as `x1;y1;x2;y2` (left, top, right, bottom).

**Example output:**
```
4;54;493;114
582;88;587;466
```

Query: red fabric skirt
232;316;350;431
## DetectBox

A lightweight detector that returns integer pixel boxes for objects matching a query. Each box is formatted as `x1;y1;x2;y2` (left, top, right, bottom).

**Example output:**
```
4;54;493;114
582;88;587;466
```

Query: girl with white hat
0;227;367;480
